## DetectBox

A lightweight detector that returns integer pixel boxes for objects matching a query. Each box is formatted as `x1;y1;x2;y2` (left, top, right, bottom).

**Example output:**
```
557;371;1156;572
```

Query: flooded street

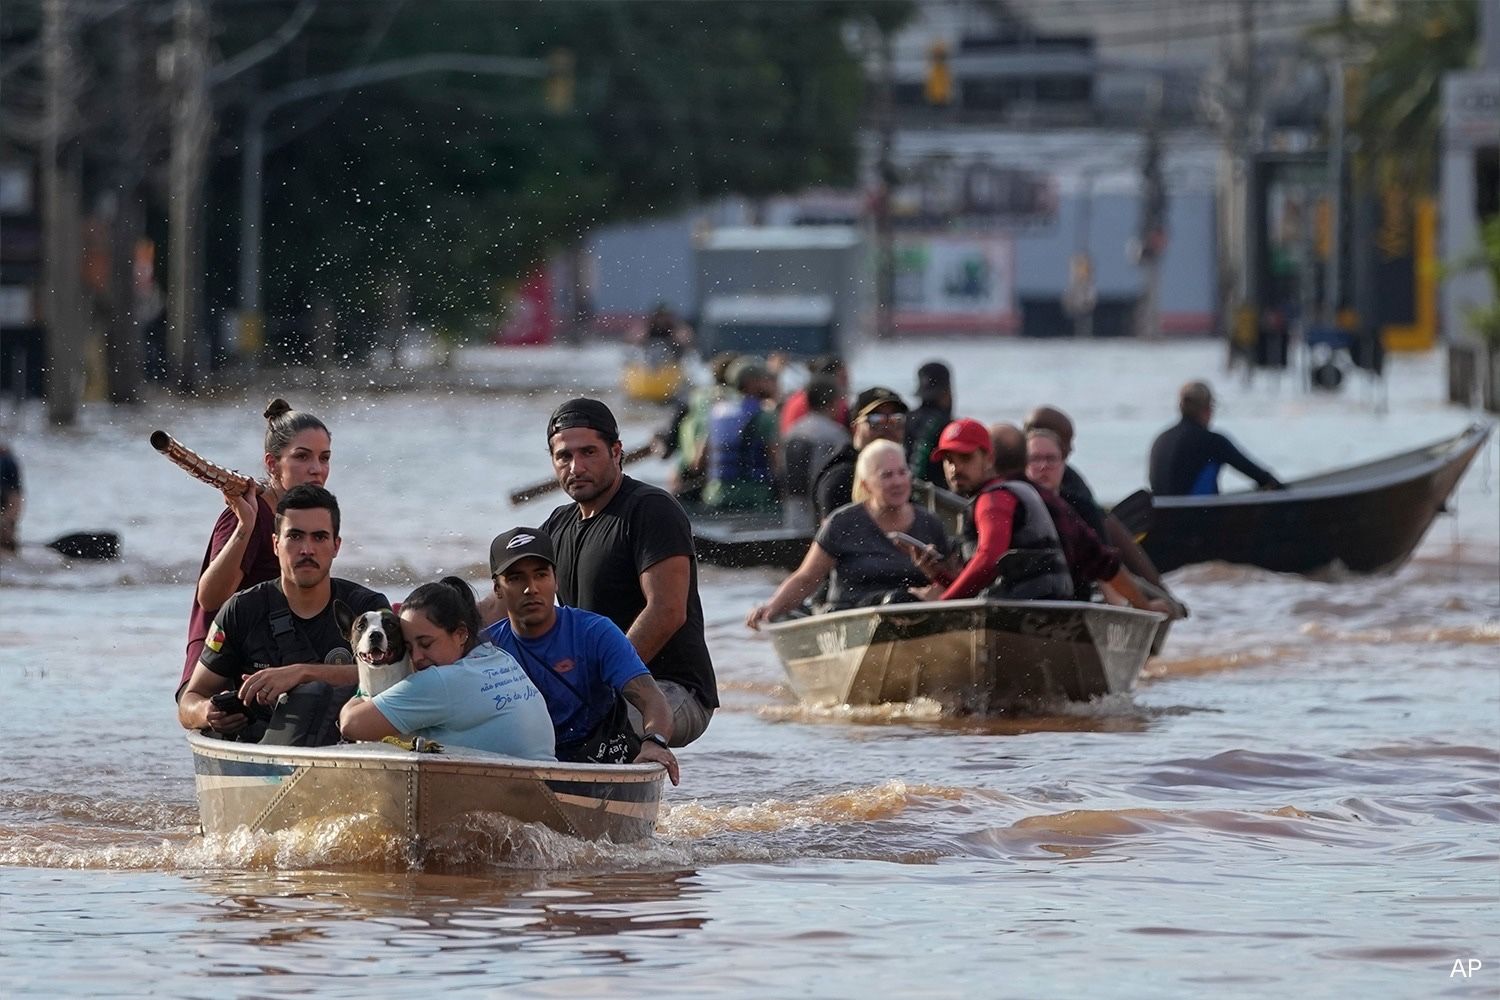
2;339;1496;997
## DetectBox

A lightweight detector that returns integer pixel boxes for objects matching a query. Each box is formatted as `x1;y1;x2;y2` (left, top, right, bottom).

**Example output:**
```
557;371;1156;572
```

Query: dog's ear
333;599;355;638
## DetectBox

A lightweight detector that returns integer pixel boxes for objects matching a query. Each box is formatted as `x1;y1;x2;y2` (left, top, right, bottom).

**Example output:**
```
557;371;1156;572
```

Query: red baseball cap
931;418;992;462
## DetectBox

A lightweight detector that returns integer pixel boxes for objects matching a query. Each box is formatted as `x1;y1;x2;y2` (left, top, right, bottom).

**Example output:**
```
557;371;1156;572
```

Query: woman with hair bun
339;577;556;760
177;399;332;695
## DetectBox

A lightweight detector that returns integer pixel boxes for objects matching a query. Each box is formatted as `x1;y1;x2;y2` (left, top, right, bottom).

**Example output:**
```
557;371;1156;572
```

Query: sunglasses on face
863;412;906;429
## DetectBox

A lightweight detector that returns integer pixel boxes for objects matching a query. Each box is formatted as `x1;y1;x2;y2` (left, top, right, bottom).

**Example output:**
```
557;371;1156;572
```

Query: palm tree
1315;0;1478;190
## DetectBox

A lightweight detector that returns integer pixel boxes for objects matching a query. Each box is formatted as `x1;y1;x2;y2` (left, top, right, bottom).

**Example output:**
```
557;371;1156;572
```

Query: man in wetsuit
533;397;718;747
911;418;1074;602
1149;381;1282;496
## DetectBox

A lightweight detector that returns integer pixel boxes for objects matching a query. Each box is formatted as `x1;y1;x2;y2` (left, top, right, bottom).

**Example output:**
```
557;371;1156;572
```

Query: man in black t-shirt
536;397;716;747
177;485;388;743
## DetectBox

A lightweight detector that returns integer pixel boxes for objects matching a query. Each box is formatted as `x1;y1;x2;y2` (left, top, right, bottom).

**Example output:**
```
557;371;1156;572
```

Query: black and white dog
335;602;413;700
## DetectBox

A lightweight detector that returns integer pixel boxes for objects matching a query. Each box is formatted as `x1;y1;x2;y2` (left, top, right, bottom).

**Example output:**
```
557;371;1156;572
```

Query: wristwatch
641;732;670;751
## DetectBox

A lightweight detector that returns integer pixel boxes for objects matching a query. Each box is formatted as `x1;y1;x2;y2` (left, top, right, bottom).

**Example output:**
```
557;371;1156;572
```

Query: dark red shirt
1033;479;1121;592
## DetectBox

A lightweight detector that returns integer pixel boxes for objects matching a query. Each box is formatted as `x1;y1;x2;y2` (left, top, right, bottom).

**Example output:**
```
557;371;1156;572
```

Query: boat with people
1117;422;1493;576
187;731;666;846
764;598;1163;712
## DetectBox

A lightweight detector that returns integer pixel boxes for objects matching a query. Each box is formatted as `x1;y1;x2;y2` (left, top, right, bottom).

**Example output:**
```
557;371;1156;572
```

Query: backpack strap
265;586;321;665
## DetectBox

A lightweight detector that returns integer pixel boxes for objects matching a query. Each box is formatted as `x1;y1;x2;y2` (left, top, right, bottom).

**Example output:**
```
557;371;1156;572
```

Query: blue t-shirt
482;606;649;751
371;643;556;761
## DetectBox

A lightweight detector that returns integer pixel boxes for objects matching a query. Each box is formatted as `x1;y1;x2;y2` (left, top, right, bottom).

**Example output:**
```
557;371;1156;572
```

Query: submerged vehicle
764;599;1162;712
1122;423;1492;576
187;733;665;846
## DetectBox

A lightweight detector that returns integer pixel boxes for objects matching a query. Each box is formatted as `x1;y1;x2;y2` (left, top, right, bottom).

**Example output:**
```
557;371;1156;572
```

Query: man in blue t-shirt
482;527;680;785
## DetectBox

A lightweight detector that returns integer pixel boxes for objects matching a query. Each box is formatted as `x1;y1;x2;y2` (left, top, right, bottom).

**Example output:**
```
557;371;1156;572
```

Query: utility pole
166;0;210;392
873;22;897;342
40;0;84;426
105;2;147;404
1135;87;1167;341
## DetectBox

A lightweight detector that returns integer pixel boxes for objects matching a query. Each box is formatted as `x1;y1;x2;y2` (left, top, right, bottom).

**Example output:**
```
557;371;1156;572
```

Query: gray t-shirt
815;502;950;609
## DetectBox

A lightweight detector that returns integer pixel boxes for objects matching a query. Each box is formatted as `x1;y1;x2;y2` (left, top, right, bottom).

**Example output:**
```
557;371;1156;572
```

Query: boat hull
188;734;664;845
622;361;683;404
691;512;811;570
1140;423;1492;575
765;599;1162;712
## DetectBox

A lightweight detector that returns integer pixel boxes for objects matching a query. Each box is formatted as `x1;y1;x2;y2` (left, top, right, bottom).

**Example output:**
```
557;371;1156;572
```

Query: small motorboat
622;342;684;404
764;599;1163;712
187;732;665;846
1122;423;1493;576
690;509;812;570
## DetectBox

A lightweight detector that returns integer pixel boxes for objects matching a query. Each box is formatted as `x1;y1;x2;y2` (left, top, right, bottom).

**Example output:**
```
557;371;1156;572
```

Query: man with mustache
483;527;680;784
177;484;389;744
530;398;717;747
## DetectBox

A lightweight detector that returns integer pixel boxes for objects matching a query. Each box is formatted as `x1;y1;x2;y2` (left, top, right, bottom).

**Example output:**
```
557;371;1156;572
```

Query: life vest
960;479;1074;600
707;395;774;489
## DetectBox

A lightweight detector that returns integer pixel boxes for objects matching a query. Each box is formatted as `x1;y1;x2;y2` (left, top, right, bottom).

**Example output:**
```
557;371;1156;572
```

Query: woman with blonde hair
746;439;950;628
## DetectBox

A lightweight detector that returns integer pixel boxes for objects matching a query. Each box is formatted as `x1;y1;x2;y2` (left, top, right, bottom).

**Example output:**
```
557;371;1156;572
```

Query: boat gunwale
761;597;1165;636
1148;423;1492;511
185;732;665;784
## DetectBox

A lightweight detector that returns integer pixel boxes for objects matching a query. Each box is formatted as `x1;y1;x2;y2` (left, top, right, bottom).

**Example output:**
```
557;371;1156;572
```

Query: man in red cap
913;418;1074;601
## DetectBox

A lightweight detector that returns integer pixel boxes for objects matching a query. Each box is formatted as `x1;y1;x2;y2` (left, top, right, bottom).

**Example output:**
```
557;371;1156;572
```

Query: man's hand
908;582;943;602
239;664;310;707
204;703;248;734
633;740;680;785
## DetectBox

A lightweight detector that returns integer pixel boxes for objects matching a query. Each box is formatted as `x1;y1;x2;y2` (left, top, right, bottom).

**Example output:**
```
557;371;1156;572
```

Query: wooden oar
508;443;656;506
149;430;257;495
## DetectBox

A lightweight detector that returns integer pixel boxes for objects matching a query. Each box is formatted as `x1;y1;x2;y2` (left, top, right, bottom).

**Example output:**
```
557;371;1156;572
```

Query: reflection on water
2;342;1496;995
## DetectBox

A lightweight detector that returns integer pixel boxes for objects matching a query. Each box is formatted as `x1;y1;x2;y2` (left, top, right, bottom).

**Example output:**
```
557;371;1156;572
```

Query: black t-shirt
1059;464;1108;540
812;444;858;523
200;578;390;685
542;476;718;708
815;502;950;608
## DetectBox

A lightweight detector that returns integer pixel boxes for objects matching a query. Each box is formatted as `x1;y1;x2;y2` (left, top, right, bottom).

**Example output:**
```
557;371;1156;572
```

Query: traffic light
925;41;952;106
545;49;575;113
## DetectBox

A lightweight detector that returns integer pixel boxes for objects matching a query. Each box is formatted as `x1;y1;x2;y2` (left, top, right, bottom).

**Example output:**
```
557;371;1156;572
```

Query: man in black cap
811;386;909;523
905;361;952;489
482;526;680;783
529;397;717;747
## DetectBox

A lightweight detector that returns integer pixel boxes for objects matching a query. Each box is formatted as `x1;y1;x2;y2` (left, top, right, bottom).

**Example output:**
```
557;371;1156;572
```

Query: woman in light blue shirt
339;576;555;760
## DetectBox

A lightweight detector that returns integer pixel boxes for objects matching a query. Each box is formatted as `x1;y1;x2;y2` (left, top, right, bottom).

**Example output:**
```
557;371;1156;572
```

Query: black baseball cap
489;527;556;576
546;397;618;444
852;386;909;424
